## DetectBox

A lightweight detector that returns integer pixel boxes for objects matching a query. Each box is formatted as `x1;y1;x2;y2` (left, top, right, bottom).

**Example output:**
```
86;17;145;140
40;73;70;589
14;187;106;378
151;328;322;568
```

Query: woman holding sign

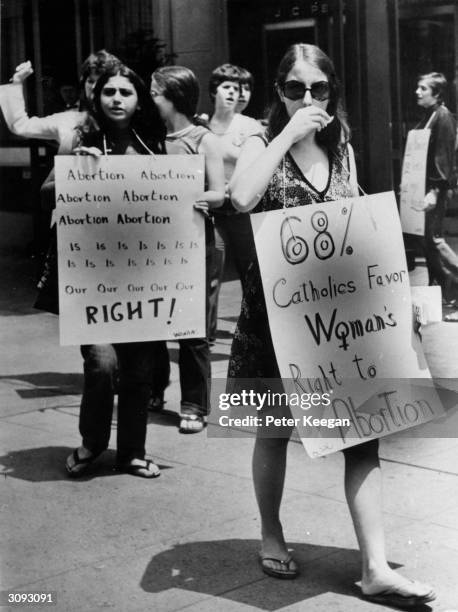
65;64;167;478
228;44;436;607
149;65;225;432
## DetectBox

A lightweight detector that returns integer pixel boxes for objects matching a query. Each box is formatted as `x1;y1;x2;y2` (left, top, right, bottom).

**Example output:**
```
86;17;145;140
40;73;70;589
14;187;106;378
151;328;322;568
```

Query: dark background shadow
0;372;83;398
0;446;172;482
140;539;426;611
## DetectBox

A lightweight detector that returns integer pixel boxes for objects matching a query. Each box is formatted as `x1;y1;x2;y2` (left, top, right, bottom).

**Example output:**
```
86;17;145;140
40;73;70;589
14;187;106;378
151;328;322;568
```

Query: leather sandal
148;392;165;412
117;458;160;478
362;580;436;607
65;448;99;478
258;555;299;579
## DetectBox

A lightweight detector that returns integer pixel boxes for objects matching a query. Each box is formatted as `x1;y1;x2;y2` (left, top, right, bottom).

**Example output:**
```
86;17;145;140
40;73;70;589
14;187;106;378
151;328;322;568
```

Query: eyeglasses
283;80;330;102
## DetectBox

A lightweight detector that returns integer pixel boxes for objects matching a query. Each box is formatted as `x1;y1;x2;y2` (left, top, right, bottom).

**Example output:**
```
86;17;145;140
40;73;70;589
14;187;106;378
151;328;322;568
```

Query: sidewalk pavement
1;251;458;612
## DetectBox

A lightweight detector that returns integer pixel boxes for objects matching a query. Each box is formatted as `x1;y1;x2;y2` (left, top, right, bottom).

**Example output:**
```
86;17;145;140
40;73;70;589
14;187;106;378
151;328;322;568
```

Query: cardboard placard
400;129;430;236
251;192;444;456
55;155;205;345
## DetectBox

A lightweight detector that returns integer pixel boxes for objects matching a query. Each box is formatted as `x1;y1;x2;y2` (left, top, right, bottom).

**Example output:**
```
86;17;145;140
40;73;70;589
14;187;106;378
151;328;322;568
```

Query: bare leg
253;435;289;558
252;426;298;578
344;441;435;599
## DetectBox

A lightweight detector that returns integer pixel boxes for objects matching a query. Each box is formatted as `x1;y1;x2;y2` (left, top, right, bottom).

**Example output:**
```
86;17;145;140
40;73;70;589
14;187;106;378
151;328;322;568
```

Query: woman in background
150;65;224;432
207;64;262;342
0;50;121;154
413;72;457;318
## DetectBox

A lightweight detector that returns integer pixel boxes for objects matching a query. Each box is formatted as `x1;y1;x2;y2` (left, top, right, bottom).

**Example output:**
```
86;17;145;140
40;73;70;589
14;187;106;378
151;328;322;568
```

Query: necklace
102;129;156;156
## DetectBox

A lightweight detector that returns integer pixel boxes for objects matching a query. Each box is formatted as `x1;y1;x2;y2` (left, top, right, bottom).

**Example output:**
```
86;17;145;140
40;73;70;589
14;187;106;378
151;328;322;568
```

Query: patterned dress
228;142;355;379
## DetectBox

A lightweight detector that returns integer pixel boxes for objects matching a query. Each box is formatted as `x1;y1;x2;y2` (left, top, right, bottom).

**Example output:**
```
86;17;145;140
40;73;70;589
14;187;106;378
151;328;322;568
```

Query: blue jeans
79;342;159;465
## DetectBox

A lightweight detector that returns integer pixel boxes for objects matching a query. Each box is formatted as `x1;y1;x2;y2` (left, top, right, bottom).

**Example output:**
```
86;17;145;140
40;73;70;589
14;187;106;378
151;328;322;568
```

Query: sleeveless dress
228;142;355;379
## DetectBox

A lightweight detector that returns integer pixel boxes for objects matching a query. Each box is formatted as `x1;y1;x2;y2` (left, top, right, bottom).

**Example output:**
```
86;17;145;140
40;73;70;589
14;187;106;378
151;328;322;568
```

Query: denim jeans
150;244;212;416
79;342;159;464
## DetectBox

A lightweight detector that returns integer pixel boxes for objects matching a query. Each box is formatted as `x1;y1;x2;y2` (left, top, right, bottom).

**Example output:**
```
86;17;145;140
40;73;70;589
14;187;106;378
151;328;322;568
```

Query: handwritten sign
400;129;430;236
55;155;205;345
251;192;444;457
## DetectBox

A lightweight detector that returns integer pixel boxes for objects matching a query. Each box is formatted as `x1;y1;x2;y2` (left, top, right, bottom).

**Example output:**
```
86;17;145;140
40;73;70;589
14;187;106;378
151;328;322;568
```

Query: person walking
207;64;262;341
228;43;436;608
65;64;167;478
413;72;456;312
149;65;225;432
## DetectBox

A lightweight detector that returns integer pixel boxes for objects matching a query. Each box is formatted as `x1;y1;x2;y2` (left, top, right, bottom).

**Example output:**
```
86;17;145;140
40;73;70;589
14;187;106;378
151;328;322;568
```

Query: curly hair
78;49;122;110
78;64;166;154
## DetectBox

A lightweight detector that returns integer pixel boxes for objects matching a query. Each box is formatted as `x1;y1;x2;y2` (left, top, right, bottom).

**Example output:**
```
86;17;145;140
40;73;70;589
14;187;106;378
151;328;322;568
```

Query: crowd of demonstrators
227;43;436;607
0;42;451;602
0;51;122;255
207;64;262;342
149;65;225;432
0;51;121;154
411;72;457;320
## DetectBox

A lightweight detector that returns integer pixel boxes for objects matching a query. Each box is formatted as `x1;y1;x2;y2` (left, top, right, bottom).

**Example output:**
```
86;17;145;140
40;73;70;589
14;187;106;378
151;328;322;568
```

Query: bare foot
362;569;435;604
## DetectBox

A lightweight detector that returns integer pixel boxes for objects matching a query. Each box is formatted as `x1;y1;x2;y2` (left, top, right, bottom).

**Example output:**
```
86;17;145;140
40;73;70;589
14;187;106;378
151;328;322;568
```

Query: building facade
0;0;456;248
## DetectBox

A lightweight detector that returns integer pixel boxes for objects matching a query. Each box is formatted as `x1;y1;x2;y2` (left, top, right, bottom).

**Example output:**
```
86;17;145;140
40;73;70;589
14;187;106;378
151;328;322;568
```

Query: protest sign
54;155;205;345
251;192;444;457
400;129;431;236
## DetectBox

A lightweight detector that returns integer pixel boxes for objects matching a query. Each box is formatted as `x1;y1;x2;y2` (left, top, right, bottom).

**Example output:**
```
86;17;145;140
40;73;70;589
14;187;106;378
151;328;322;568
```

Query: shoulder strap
252;132;268;147
424;110;437;130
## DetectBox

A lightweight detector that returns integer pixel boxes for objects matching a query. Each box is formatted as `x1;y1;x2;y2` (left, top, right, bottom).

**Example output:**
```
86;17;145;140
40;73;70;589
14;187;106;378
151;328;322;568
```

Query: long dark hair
79;64;166;153
268;44;349;153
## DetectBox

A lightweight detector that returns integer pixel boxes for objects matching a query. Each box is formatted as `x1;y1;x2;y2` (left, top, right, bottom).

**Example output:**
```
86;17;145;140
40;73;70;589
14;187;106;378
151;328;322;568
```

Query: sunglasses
283;80;330;101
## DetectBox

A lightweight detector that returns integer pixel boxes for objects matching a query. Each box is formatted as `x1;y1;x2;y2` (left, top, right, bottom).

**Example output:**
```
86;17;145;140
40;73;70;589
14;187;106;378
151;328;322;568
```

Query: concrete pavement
1;249;458;612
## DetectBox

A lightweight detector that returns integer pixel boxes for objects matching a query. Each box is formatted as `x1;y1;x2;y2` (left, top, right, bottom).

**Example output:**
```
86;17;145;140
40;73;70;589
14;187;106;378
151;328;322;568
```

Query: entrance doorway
262;19;317;104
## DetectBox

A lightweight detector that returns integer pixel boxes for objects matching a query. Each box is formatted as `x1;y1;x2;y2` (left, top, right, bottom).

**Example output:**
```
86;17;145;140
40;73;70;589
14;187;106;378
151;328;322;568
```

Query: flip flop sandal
148;392;165;412
179;414;206;434
258;555;299;579
65;448;99;478
362;581;436;607
118;459;160;478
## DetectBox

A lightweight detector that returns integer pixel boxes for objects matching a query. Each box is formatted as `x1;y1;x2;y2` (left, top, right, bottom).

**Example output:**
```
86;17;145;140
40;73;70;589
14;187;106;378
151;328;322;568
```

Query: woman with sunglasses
228;44;435;607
